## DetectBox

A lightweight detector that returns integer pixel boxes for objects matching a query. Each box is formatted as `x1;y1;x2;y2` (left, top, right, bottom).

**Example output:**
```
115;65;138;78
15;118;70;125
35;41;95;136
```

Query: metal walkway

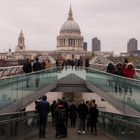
31;128;113;140
31;125;112;140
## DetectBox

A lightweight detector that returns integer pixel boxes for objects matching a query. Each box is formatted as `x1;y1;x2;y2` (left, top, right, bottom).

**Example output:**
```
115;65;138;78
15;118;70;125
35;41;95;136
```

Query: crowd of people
55;57;90;72
22;57;90;86
35;95;99;138
107;58;136;93
22;57;52;87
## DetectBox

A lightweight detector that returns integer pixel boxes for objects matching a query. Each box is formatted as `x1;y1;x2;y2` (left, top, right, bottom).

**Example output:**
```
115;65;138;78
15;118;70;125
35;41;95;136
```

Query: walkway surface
32;125;112;140
58;68;86;80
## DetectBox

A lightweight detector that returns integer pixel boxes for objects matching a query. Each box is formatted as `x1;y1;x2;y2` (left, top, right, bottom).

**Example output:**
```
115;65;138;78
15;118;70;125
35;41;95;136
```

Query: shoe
55;133;59;138
82;131;85;134
121;131;125;135
26;85;29;88
129;131;134;135
63;134;67;137
60;135;66;138
78;131;81;135
42;135;46;138
94;132;97;135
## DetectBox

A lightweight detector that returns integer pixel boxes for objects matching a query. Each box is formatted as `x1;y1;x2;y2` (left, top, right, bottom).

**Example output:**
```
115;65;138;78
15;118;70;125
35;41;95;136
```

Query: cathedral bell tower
15;30;26;52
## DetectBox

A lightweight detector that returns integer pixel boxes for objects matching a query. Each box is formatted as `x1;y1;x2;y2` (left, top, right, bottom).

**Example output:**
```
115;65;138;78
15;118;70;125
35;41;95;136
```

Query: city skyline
0;0;140;54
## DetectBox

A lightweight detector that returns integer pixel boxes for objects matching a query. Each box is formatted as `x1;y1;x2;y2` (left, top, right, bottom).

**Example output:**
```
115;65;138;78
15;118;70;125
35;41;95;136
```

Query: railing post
123;92;126;113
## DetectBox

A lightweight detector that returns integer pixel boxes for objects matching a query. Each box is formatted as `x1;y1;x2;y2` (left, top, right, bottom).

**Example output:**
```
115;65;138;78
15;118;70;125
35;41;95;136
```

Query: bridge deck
31;125;112;140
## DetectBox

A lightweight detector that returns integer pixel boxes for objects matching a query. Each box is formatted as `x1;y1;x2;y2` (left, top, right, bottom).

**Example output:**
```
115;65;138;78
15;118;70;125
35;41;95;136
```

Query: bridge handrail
86;67;140;82
99;111;140;126
0;110;140;126
90;64;140;76
0;66;57;80
86;67;140;116
0;67;58;113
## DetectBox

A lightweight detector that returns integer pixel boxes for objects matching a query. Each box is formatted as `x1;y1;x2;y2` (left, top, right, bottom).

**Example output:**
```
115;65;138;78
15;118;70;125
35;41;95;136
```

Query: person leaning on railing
36;95;50;138
114;62;124;93
123;63;136;79
33;57;42;87
106;62;116;87
22;58;32;87
123;63;136;93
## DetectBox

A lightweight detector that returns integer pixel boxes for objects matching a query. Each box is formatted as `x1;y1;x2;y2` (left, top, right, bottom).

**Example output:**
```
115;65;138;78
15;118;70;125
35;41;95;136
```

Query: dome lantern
68;5;73;21
60;5;81;33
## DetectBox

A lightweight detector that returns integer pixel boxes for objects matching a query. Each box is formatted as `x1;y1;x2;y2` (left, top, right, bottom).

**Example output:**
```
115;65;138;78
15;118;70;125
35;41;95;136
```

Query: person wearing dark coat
62;97;69;127
69;101;77;127
54;100;67;138
77;99;88;134
22;58;32;87
107;63;115;74
114;62;124;76
41;60;46;70
50;100;57;126
36;95;50;138
33;57;42;71
106;63;115;87
70;59;75;70
85;58;90;68
33;57;42;87
114;62;124;93
87;103;99;135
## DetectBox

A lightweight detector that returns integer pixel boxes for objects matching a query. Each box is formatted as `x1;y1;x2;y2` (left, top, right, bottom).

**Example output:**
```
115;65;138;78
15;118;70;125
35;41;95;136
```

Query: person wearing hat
123;63;136;79
123;63;136;93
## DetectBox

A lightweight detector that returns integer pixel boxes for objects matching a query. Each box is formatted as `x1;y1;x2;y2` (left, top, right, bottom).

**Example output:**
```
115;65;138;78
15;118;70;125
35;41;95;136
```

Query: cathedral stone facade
56;6;84;58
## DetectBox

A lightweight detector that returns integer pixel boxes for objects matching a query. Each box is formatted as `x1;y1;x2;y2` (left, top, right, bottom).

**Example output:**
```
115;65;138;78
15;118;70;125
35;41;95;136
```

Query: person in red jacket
123;63;136;79
123;63;136;93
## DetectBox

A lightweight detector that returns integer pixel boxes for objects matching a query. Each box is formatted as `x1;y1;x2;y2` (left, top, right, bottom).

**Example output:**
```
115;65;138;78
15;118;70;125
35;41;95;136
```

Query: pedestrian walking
33;57;42;87
36;95;50;138
22;58;32;87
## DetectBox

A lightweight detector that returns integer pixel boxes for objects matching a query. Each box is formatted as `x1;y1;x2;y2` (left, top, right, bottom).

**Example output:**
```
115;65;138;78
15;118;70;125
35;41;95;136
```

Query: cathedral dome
60;6;81;33
57;5;84;52
60;20;81;33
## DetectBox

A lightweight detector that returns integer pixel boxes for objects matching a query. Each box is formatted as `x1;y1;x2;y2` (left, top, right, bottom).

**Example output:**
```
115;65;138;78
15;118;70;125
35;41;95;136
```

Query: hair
62;97;65;100
92;99;95;103
36;57;39;61
53;100;56;104
42;95;47;101
116;62;123;69
124;58;129;63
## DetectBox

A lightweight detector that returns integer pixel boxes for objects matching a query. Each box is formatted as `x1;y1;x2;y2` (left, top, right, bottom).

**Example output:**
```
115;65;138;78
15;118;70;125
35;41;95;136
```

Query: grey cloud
0;0;140;54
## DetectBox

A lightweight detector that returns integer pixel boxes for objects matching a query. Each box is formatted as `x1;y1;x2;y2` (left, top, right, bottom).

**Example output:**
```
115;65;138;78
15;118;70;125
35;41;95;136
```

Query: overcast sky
0;0;140;54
